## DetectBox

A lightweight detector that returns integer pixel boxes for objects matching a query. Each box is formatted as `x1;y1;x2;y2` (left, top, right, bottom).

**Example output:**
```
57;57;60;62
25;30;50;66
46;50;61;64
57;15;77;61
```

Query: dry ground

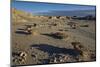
11;17;96;66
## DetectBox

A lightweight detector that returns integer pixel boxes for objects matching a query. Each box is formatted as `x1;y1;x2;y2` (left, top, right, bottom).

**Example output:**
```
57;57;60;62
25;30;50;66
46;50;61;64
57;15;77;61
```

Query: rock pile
71;42;96;61
49;54;75;63
12;51;27;64
67;21;79;29
50;31;69;39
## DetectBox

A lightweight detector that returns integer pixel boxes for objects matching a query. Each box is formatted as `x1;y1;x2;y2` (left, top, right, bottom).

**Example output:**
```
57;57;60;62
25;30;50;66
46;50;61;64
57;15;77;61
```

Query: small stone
12;57;18;63
53;57;57;63
31;53;37;58
20;51;27;58
18;57;25;64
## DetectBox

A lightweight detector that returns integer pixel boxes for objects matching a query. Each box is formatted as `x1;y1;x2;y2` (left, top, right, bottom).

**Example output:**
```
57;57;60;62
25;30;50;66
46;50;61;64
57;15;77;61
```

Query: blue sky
11;1;96;14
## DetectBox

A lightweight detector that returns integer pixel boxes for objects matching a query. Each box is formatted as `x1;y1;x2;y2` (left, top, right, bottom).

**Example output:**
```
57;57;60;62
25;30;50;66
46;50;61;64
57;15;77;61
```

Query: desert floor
11;18;96;66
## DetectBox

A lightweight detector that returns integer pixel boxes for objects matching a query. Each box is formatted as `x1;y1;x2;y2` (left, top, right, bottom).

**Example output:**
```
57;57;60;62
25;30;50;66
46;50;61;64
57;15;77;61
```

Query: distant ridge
35;10;96;17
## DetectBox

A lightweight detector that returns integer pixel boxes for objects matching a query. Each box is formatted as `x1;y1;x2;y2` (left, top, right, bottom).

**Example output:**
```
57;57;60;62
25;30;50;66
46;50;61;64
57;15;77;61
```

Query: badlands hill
11;8;71;23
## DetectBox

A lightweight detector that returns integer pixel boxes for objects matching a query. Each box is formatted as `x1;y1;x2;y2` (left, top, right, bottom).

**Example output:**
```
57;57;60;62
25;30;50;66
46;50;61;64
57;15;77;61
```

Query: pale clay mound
11;8;96;66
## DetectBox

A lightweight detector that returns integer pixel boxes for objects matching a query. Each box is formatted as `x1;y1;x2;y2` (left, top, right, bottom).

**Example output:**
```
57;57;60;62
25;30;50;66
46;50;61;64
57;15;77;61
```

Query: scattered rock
51;31;69;39
31;53;37;58
49;53;75;63
71;42;84;51
67;21;79;29
12;51;27;64
80;24;89;27
19;51;27;58
71;42;95;61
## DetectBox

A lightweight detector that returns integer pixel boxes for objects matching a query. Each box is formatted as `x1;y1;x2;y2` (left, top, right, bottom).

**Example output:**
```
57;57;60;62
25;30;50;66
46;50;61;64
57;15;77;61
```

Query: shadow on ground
42;33;63;39
30;44;80;57
15;30;31;35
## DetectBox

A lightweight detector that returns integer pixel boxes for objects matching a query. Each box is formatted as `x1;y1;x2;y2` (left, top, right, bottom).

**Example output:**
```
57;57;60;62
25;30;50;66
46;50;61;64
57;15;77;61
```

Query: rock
67;21;79;29
12;56;25;64
12;57;18;63
20;51;27;57
12;51;27;64
49;53;75;63
53;57;58;63
51;31;69;39
18;57;25;63
71;42;84;51
31;54;37;58
71;42;94;61
80;24;89;27
82;51;91;61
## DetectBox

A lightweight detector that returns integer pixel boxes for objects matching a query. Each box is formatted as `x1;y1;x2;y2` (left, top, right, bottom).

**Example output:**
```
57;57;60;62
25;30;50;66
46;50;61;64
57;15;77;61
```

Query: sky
11;1;96;14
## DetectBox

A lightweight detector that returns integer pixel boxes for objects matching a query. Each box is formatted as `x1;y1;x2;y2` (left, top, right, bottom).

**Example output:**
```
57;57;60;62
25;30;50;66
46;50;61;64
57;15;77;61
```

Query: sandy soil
11;16;96;66
11;9;96;65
